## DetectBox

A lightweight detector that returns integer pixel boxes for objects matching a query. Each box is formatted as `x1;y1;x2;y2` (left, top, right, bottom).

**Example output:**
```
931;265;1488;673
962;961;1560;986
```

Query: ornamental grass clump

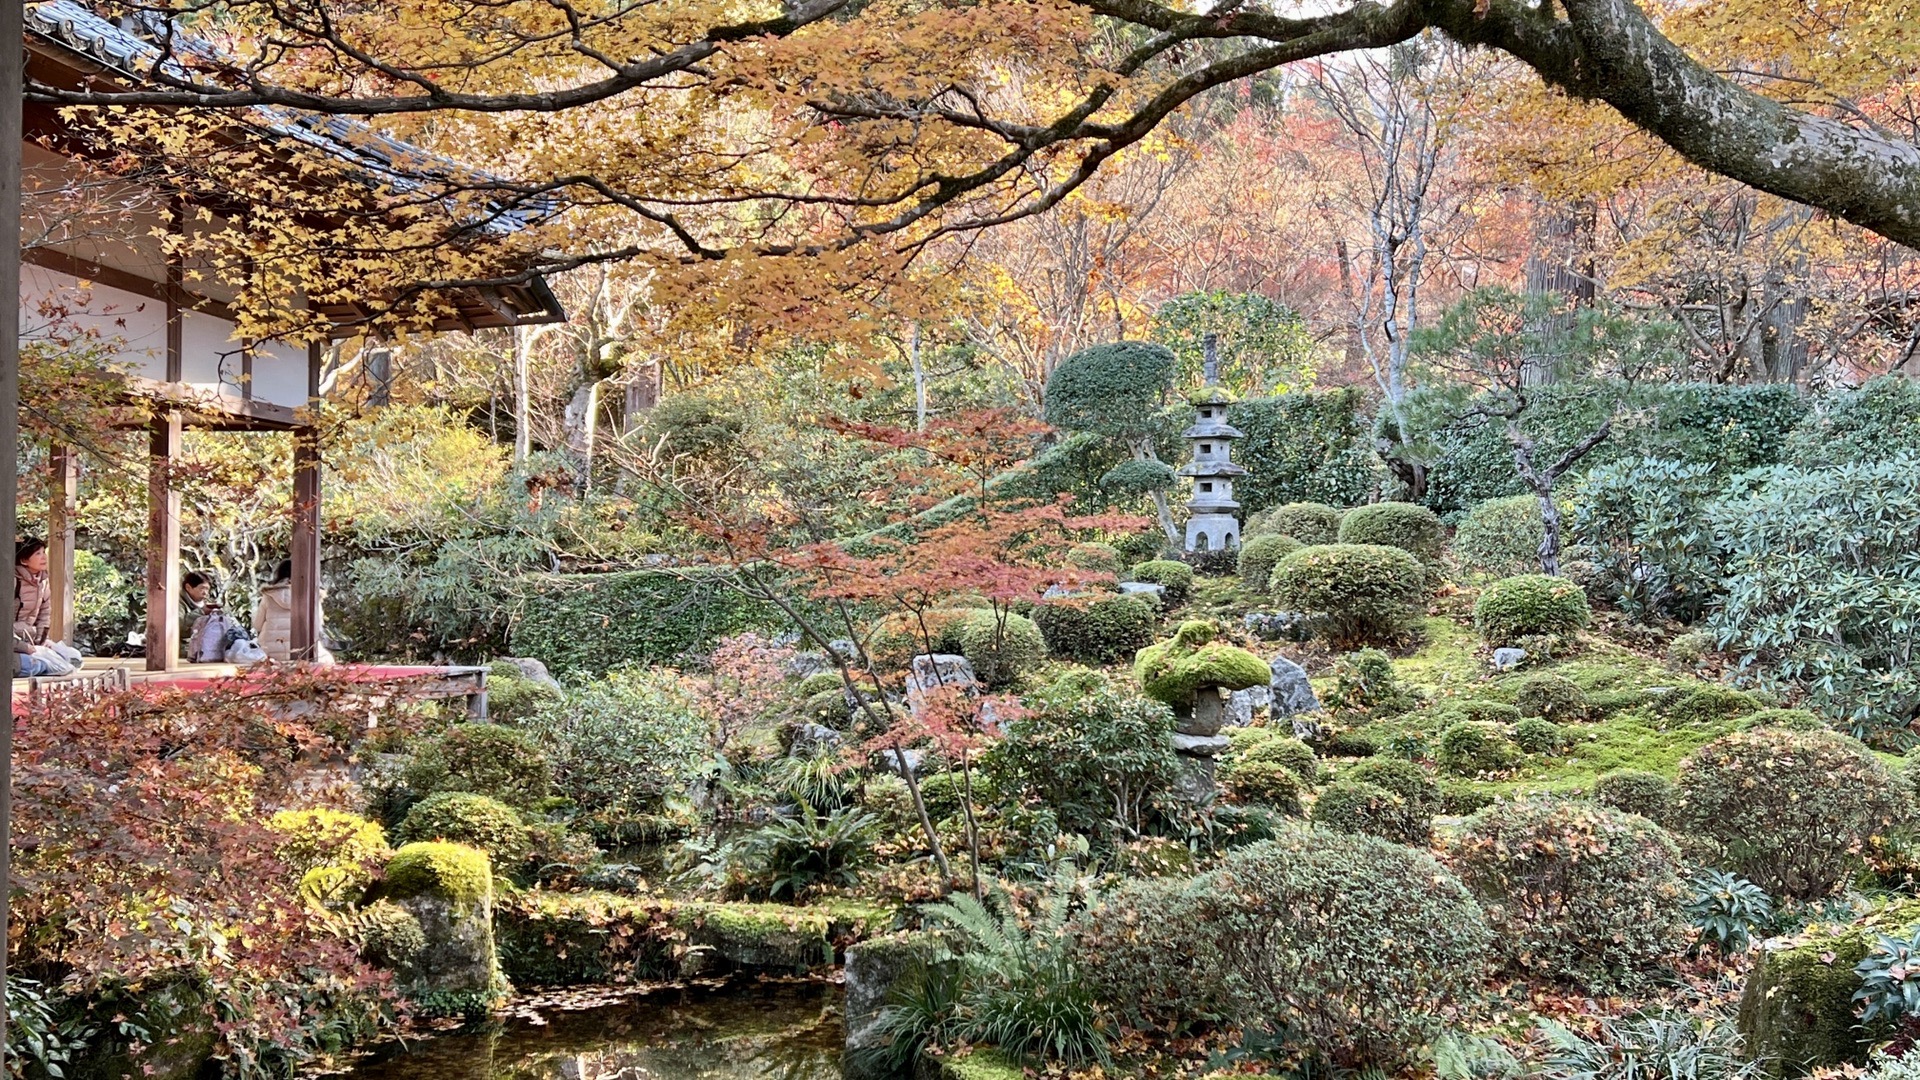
1269;544;1428;649
1674;728;1906;899
1453;797;1687;985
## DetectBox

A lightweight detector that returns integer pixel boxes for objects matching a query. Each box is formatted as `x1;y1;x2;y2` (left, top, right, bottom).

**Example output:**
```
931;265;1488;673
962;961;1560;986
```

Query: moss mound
383;842;493;912
1134;620;1271;707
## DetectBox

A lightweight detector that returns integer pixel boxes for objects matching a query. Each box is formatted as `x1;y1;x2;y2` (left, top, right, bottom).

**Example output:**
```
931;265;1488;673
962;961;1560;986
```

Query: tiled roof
25;0;551;235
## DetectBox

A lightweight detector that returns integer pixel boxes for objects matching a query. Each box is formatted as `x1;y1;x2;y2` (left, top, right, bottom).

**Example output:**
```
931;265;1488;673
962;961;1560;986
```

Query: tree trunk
1133;437;1181;546
909;323;929;431
512;326;531;465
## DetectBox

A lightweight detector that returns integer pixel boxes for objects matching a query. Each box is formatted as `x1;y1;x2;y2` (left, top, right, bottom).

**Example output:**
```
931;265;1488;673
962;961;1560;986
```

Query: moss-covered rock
674;900;892;974
845;931;947;1080
1739;899;1920;1076
380;842;508;1015
1134;620;1270;708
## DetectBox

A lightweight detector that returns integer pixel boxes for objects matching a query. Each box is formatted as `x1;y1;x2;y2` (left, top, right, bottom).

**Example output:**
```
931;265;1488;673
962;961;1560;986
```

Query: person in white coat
253;559;335;664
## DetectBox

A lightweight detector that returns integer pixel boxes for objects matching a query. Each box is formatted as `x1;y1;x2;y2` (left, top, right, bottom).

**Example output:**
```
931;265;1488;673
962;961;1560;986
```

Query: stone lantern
1178;385;1245;554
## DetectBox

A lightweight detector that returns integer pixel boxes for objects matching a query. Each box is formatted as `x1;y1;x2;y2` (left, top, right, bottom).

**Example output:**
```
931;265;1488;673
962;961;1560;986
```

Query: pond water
326;981;846;1080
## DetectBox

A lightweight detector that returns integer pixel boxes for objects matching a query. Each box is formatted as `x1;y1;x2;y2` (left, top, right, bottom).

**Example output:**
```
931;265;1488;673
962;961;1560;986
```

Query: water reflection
330;982;844;1080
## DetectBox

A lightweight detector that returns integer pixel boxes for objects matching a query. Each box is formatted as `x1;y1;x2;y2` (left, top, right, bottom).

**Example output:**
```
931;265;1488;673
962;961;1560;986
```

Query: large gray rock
493;656;562;690
1269;655;1321;717
908;653;978;694
1492;647;1528;672
1226;684;1271;727
786;651;833;678
789;722;844;756
384;843;509;1016
1119;581;1167;599
844;932;947;1080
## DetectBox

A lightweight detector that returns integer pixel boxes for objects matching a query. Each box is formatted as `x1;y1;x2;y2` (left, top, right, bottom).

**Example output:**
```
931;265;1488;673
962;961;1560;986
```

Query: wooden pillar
46;444;77;644
289;342;322;662
145;413;183;672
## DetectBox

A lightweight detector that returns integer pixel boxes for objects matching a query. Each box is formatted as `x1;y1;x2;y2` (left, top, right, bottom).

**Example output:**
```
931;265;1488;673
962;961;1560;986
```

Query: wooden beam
288;342;322;662
46;444;77;644
145;411;182;672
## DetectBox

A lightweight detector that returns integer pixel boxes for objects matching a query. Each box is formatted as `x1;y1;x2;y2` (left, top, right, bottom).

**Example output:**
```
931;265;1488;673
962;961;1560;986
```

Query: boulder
844;930;946;1080
1492;647;1528;672
1738;898;1920;1076
827;639;862;663
788;722;844;756
786;651;833;679
908;654;979;694
1269;655;1321;719
878;748;928;777
382;841;510;1016
1226;684;1271;727
1119;581;1167;599
493;656;562;690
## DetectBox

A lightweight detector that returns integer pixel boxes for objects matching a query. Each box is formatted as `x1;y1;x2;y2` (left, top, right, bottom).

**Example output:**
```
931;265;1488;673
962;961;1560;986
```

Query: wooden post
3;0;25;1046
46;444;77;644
145;412;183;672
289;342;322;661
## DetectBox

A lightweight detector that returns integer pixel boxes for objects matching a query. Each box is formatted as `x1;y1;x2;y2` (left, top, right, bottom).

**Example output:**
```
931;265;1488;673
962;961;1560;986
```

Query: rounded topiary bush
1675;728;1907;899
1438;699;1523;726
1655;684;1763;726
1592;769;1675;824
1195;828;1491;1069
1134;620;1270;707
1513;717;1565;754
485;663;563;722
268;808;391;879
1513;673;1588;722
1253;502;1343;546
1033;595;1158;665
1453;797;1686;985
949;610;1046;688
403;723;552;808
1454;495;1545;578
1738;707;1827;732
1341;757;1439;820
1064;542;1125;575
1225;727;1320;783
396;791;530;864
865;609;970;670
1237;534;1302;590
1129;559;1195;604
1044;341;1177;439
1436;721;1518;777
1337;501;1445;563
1218;758;1305;814
1268;544;1428;649
1474;575;1592;647
1313;780;1424;844
1100;459;1178;497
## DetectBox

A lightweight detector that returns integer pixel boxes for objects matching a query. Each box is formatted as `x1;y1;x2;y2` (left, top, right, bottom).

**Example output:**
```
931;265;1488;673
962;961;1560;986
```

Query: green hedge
511;569;802;677
1228;389;1380;514
1410;381;1806;513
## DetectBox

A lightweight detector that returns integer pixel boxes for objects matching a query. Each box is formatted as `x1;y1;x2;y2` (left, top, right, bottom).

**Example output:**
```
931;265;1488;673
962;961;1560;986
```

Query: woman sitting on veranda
13;538;53;675
253;559;335;664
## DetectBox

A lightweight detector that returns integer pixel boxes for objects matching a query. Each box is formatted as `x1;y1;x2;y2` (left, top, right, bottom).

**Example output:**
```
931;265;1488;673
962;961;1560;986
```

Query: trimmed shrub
1328;648;1415;718
1514;673;1588;722
1032;595;1157;665
1738;707;1826;732
1313;780;1424;844
1073;876;1219;1031
1569;458;1725;624
1269;544;1428;649
1338;501;1445;563
1064;542;1125;574
994;670;1180;839
1342;757;1440;818
513;569;801;677
1099;458;1177;497
485;663;562;722
403;723;551;809
1228;390;1380;513
1709;456;1920;734
1675;728;1906;898
1654;684;1762;726
1218;758;1305;814
396;791;530;864
1197;829;1490;1069
1237;534;1302;590
1665;630;1715;671
520;667;708;820
1474;575;1592;647
1785;375;1920;466
1133;620;1270;707
1044;341;1177;441
865;609;973;670
1592;770;1675;824
1129;560;1195;604
1454;495;1545;578
1225;727;1321;783
1437;721;1518;777
1453;797;1686;984
1513;717;1566;754
1253;501;1344;546
1438;699;1523;726
949;610;1046;688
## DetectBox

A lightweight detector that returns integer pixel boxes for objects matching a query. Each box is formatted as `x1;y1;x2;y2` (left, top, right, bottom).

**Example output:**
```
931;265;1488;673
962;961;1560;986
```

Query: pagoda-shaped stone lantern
1178;384;1246;553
